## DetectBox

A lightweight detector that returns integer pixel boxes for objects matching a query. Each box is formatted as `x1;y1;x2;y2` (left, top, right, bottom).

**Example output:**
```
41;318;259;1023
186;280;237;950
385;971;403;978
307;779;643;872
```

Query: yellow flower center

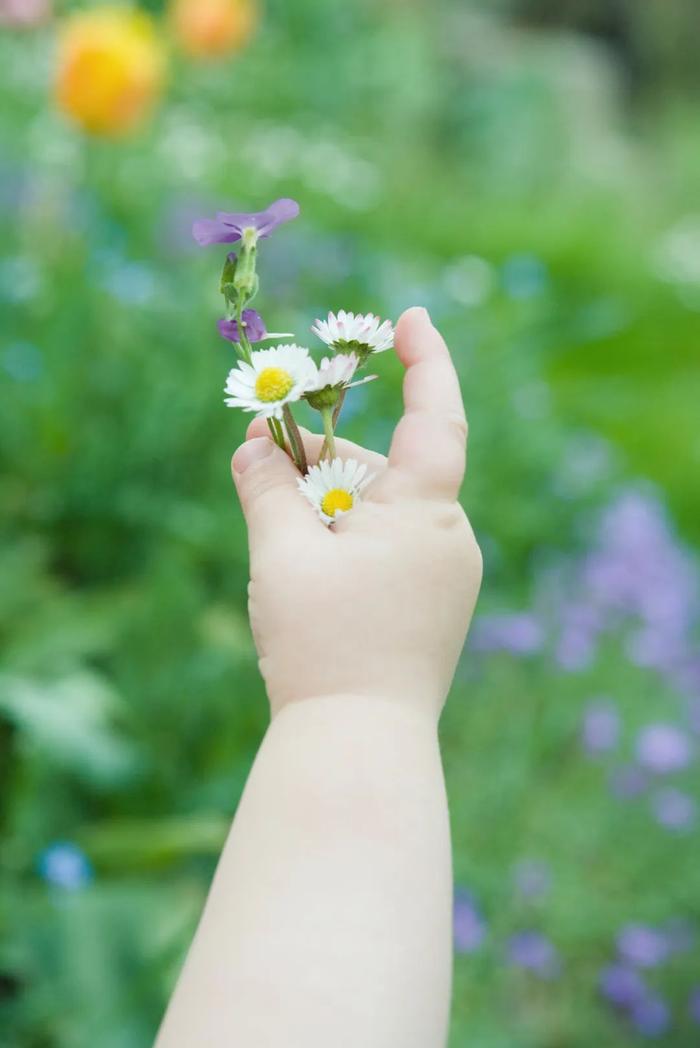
255;367;294;403
321;488;354;518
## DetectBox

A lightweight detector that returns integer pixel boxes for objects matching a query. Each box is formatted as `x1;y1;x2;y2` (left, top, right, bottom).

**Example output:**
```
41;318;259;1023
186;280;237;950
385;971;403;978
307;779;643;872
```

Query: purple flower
581;698;620;755
506;930;561;979
616;924;669;969
470;612;543;656
512;859;551;902
192;198;300;246
636;723;692;775
38;842;93;891
453;889;487;954
630;994;670;1038
609;764;648;799
218;310;267;344
651;787;696;832
599;963;648;1009
689;986;700;1026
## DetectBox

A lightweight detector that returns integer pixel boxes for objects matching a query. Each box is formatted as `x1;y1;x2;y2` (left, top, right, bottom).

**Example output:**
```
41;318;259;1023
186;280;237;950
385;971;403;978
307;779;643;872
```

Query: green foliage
1;2;699;1045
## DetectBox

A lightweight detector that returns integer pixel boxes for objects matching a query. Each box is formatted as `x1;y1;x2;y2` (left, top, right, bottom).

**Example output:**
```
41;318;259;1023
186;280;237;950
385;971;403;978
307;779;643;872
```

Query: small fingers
231;437;318;548
381;307;468;500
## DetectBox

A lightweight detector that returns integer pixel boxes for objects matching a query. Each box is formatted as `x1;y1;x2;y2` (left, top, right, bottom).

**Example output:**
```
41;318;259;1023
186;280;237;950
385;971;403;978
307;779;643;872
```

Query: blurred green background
1;1;700;1045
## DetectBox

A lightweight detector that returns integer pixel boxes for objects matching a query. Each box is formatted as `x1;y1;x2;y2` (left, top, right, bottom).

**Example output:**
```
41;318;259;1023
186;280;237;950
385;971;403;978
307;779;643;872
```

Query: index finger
380;307;468;501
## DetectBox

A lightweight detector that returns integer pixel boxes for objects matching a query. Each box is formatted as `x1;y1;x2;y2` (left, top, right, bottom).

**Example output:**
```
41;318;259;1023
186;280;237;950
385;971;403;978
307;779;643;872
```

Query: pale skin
155;307;483;1048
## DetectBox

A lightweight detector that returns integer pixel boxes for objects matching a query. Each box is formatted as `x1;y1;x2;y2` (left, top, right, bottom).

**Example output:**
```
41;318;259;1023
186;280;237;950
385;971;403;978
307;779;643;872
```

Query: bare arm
155;308;482;1047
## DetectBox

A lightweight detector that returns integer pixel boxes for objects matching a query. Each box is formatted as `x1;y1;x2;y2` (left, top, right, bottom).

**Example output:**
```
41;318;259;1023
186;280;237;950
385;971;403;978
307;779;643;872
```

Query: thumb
231;436;315;547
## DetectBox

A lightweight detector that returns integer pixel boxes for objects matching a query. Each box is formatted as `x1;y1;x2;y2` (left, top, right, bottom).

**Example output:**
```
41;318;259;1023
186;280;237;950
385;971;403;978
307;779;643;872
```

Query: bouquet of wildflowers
193;198;394;525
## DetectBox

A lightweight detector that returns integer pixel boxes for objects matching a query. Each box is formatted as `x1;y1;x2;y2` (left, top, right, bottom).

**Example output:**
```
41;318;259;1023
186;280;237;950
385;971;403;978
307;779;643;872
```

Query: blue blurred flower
651;787;696;832
512;859;551;902
689;986;700;1026
38;842;93;891
581;698;620;756
453;889;487;954
616;924;669;969
470;612;543;657
506;930;561;979
636;724;692;775
609;764;648;799
599;963;648;1008
630;994;671;1038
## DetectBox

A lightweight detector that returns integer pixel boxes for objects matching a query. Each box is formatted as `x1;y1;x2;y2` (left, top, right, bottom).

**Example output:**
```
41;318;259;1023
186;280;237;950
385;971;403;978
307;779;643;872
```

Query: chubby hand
231;307;482;718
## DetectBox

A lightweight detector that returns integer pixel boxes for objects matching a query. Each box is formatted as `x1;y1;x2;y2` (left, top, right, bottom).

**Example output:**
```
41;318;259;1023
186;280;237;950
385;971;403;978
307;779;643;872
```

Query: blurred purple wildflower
609;764;648;799
630;995;671;1038
599;963;648;1009
651;787;696;832
617;924;669;969
548;489;700;680
507;930;561;979
193;198;300;246
453;889;487;954
38;842;93;891
581;698;620;755
470;612;544;657
689;986;700;1026
636;723;692;775
218;309;267;344
512;859;551;902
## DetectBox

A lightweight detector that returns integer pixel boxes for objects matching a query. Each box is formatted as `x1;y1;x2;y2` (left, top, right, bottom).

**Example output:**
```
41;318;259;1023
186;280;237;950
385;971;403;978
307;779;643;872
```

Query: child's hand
231;307;482;718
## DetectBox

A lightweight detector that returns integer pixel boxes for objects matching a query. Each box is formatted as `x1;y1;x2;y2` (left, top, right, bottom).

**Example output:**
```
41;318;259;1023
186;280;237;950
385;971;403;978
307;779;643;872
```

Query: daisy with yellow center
297;458;374;526
224;344;317;419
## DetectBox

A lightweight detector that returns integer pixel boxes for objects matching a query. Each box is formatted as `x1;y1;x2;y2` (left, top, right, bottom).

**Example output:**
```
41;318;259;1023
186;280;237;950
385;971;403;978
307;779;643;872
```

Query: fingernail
232;437;274;475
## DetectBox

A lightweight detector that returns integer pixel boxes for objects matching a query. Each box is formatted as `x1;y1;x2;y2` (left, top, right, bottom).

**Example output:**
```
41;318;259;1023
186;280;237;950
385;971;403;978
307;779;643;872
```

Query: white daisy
308;353;359;392
224;344;317;419
297;457;375;526
311;310;394;355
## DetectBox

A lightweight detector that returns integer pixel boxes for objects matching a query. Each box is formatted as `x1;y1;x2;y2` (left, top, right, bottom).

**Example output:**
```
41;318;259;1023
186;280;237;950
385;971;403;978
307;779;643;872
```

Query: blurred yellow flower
170;0;257;59
55;7;165;136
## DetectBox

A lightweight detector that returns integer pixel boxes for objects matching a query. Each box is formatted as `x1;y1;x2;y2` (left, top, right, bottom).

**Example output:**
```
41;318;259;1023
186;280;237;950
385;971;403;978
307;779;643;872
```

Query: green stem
235;301;253;365
268;416;286;450
319;388;345;459
282;404;307;474
320;407;337;461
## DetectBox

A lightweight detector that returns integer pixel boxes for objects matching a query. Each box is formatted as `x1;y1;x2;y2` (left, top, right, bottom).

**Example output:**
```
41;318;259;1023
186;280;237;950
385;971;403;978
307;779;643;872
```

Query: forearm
156;694;453;1048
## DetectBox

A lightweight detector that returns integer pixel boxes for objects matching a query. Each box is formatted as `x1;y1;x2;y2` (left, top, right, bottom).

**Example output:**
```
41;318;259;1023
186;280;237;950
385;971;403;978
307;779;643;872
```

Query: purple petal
192;218;242;246
218;310;267;345
212;198;300;241
255;197;300;237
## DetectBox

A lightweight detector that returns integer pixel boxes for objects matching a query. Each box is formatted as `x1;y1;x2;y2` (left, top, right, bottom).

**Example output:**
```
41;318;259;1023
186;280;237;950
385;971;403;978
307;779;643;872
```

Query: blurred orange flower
55;7;165;136
170;0;257;59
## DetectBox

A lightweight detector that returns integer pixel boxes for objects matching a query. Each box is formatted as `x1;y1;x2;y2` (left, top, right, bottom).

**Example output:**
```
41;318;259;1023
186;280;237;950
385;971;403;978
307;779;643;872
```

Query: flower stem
269;416;286;450
318;388;346;459
283;404;307;474
236;302;253;365
320;406;337;461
